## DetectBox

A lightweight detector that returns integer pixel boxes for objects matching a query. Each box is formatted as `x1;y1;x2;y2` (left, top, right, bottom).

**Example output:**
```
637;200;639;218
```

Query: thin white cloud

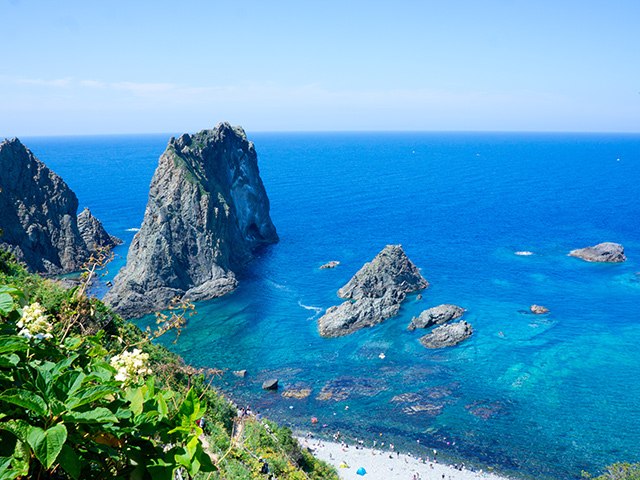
111;82;178;96
16;77;72;87
79;80;105;88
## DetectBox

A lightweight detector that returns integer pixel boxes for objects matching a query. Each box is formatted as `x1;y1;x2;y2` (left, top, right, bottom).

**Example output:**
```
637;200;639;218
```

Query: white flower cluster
17;303;53;340
110;349;152;383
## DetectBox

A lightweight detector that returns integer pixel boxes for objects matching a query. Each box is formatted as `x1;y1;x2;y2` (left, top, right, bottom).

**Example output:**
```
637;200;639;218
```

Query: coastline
296;435;518;480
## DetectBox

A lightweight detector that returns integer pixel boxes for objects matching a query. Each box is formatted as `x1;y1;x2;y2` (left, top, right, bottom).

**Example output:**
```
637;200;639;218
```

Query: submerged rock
104;123;278;318
0;138;117;275
407;304;465;331
262;378;278;390
419;321;473;349
530;304;549;314
318;245;428;337
569;242;626;263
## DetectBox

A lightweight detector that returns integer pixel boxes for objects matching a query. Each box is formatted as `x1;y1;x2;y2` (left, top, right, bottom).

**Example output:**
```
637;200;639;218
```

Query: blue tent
356;467;367;476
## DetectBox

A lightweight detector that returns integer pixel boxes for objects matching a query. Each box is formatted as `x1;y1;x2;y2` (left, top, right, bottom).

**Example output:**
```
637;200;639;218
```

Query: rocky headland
104;123;278;318
419;320;473;349
0;138;119;275
407;304;465;331
569;242;626;262
318;245;428;337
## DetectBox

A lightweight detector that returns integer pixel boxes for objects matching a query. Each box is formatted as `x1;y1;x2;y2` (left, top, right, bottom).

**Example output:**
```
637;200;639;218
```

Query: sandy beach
296;436;515;480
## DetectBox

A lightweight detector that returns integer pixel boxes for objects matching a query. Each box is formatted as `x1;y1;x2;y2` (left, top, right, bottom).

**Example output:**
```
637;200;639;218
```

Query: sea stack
569;243;626;263
0;138;119;275
318;245;428;337
104;123;278;318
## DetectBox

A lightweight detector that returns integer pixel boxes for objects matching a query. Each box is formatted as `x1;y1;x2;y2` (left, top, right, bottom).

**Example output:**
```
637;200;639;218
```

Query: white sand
297;436;516;480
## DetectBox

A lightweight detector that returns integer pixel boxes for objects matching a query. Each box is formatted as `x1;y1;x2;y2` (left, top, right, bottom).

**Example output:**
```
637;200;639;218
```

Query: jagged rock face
0;138;90;275
338;245;429;300
569;242;626;263
318;291;405;338
407;304;465;331
419;321;473;349
104;123;278;318
318;245;428;337
77;207;122;251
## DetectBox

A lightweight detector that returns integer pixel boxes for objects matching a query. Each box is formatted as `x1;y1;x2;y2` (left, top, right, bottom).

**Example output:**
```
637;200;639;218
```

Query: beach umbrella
356;467;367;476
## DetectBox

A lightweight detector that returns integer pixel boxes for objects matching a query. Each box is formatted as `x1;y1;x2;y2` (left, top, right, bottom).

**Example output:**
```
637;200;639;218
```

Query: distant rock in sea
419;321;473;349
530;304;549;314
569;242;626;263
407;304;465;331
104;123;278;318
319;261;339;269
0;137;118;275
318;245;428;337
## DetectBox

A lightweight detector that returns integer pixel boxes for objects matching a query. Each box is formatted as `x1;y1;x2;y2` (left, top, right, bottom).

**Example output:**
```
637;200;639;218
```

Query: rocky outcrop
262;379;278;390
407;304;465;331
530;305;549;314
569;243;626;263
337;245;429;300
318;290;405;337
104;123;278;318
419;321;473;349
318;245;428;337
77;207;122;251
0;138;117;275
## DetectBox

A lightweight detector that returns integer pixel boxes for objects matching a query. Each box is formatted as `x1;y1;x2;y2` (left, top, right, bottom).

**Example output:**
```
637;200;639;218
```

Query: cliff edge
0;138;119;275
104;123;278;318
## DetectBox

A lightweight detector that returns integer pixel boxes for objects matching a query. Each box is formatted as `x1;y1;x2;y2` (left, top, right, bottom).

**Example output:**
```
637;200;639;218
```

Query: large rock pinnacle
104;123;278;318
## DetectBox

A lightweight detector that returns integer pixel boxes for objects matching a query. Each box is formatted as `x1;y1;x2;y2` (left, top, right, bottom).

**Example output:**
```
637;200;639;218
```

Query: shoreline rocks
104;123;278;318
262;379;278;390
408;304;465;331
318;245;428;337
569;242;626;263
419;321;473;349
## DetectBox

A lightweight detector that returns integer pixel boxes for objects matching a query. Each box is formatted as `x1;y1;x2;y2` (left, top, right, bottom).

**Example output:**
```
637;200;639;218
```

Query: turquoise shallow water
23;131;640;479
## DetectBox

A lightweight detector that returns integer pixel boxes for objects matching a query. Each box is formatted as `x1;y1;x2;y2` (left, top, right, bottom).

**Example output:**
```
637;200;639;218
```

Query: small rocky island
569;242;626;262
104;123;278;318
419;321;473;349
407;304;465;331
0;138;120;275
318;245;428;337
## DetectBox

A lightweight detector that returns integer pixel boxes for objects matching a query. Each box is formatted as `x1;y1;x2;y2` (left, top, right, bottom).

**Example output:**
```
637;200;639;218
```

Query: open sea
22;131;640;479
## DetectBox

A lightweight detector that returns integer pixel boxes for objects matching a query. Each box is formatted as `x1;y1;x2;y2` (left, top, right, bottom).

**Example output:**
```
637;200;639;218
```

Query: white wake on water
298;301;323;320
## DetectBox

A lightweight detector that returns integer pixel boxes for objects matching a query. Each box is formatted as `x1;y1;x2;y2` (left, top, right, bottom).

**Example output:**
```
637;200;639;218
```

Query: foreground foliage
583;462;640;480
0;251;335;479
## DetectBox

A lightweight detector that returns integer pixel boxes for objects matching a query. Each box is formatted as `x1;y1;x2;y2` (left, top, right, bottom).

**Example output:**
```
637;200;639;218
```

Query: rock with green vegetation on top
104;122;278;318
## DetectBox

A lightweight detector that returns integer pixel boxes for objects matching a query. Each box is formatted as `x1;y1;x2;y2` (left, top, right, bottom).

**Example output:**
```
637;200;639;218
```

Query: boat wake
298;301;323;320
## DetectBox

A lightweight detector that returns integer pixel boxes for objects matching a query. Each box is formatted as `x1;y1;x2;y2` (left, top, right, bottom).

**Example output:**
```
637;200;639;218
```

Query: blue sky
2;0;639;135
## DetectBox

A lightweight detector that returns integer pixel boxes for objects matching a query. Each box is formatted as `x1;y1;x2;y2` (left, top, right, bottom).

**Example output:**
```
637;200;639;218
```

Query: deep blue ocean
23;131;640;479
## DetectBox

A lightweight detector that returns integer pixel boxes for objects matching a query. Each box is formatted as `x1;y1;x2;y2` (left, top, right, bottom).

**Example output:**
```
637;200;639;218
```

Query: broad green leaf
0;419;32;442
0;390;48;417
178;388;202;425
35;366;53;398
51;354;79;376
0;337;28;355
57;444;80;480
0;286;25;299
27;424;67;469
63;337;83;350
66;385;119;410
0;456;12;472
0;354;19;368
0;294;12;316
125;387;144;415
55;370;85;400
64;407;118;424
156;393;168;418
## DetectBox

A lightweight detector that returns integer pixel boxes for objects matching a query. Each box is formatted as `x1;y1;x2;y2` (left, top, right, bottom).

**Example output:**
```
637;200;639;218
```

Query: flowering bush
16;302;53;339
110;348;152;383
